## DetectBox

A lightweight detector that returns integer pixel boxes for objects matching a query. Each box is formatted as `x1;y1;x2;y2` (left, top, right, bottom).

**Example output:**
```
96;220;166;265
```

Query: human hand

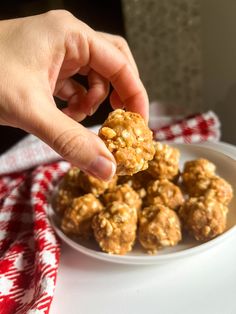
0;10;149;180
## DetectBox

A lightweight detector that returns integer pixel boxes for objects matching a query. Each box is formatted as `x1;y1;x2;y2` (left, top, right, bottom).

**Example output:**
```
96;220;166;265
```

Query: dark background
0;0;125;153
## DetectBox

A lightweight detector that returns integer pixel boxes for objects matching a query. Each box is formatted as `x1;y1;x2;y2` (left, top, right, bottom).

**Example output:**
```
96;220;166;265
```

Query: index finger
87;31;149;121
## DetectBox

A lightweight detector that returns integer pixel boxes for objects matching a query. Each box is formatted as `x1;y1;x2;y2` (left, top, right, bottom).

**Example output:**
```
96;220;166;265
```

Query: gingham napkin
152;111;221;143
0;162;69;314
0;111;221;314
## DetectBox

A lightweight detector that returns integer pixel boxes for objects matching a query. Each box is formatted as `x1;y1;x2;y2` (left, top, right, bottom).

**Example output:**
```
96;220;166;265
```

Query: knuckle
44;10;74;29
46;9;73;20
43;10;77;38
115;35;128;48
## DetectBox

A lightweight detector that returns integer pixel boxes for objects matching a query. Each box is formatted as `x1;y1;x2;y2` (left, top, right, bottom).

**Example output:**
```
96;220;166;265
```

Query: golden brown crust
118;170;154;199
54;167;83;216
139;204;182;254
60;167;81;190
184;175;233;205
77;171;117;196
61;193;103;239
99;109;155;175
54;188;81;216
147;142;180;180
92;201;137;255
179;196;228;241
204;176;233;205
182;159;233;206
183;158;216;176
182;159;216;192
145;179;184;210
102;184;142;212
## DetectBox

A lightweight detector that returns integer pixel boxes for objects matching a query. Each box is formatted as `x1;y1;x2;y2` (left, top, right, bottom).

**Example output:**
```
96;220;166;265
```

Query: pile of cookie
54;109;233;255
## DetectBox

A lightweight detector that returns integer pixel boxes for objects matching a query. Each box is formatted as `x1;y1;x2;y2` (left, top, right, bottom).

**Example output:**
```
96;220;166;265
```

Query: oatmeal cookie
54;167;84;215
186;175;233;205
139;204;182;254
77;171;117;196
179;196;228;241
99;109;155;175
61;193;103;239
102;184;142;212
92;201;137;255
147;142;180;181
54;187;83;216
182;159;216;192
60;167;81;190
145;179;184;210
117;170;153;199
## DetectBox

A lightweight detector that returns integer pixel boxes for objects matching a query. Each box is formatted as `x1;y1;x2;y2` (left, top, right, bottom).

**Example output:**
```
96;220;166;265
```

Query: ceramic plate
47;143;236;265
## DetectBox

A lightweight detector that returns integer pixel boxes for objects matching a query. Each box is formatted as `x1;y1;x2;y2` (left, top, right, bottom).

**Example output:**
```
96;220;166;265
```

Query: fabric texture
0;111;220;313
0;162;69;314
152;111;221;143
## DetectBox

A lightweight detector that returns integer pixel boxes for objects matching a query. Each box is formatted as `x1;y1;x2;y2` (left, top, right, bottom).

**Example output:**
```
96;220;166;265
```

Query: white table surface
50;142;236;314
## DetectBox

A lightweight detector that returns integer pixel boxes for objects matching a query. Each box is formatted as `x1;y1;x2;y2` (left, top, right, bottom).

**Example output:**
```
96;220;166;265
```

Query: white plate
47;143;236;265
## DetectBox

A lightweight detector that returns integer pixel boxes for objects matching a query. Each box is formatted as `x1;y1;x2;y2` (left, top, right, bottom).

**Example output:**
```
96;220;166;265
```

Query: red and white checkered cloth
0;162;70;314
0;111;220;313
152;111;221;143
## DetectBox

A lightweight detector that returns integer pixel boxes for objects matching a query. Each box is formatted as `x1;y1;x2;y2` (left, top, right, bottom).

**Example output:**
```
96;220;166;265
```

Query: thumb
24;100;116;181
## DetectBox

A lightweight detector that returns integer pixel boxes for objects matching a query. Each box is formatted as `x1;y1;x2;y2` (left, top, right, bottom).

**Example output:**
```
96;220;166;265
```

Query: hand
0;10;149;180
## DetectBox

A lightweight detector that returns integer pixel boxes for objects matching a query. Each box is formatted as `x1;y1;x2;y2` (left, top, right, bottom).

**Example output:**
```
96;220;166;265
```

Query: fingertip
110;89;149;123
124;88;149;123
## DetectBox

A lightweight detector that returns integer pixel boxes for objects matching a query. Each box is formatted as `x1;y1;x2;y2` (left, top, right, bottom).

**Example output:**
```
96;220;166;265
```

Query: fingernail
87;156;116;181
